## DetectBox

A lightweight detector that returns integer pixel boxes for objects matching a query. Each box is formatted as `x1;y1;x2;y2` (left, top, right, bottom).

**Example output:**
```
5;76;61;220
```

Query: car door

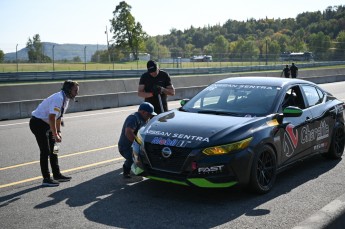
279;85;313;164
299;84;334;154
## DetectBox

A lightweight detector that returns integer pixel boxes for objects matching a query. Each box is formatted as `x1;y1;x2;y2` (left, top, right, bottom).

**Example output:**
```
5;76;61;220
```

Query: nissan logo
161;147;172;158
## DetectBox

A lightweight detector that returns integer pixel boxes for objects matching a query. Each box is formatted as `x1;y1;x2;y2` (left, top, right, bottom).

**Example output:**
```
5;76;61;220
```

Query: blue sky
1;0;344;53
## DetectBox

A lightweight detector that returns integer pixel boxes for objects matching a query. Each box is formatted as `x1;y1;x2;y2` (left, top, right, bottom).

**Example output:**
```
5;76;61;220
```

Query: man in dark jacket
290;63;298;78
281;65;290;78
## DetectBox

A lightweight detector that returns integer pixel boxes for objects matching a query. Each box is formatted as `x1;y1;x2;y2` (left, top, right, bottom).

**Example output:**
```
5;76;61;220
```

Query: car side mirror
180;99;190;106
283;106;303;117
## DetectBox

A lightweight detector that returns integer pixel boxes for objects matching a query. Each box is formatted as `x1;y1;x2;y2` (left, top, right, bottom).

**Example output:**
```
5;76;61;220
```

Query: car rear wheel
324;124;345;159
249;145;277;194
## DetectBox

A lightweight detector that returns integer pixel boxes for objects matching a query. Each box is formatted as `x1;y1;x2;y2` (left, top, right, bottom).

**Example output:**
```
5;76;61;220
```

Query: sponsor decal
151;137;191;147
286;124;298;148
198;165;224;174
207;84;275;90
313;142;328;151
204;84;278;95
301;121;329;144
146;130;209;143
283;124;298;157
283;121;330;157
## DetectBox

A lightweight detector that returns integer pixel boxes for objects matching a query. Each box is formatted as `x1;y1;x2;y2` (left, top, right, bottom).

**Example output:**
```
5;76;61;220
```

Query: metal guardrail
1;61;344;82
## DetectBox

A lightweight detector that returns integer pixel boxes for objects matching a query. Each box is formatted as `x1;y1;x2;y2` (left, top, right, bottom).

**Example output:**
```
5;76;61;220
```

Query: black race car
133;77;345;193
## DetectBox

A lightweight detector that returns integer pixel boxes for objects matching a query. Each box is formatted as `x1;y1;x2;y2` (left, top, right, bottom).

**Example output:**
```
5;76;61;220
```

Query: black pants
118;146;133;174
145;97;168;114
29;117;60;179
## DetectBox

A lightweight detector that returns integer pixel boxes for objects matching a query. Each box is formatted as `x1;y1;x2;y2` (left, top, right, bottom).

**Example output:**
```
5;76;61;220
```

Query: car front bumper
138;143;255;188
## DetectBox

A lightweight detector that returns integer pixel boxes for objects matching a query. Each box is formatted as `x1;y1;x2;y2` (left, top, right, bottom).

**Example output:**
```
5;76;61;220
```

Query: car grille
144;143;193;173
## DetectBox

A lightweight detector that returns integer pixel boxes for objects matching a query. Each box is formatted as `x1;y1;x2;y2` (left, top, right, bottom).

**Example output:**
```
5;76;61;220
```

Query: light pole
105;26;111;63
265;40;268;66
52;45;55;72
16;44;18;72
84;46;87;71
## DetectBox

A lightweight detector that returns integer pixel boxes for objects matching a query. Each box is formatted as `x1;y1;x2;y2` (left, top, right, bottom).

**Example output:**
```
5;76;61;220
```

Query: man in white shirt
29;80;79;187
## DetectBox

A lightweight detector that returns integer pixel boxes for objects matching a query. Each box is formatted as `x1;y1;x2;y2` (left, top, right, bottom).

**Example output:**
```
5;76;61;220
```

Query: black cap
147;60;157;73
139;102;157;115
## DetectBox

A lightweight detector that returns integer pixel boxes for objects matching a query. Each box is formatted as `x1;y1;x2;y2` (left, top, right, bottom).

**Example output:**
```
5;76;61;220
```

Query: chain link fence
2;49;345;72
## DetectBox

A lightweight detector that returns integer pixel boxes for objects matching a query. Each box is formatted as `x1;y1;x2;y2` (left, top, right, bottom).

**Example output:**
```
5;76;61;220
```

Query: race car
133;77;345;193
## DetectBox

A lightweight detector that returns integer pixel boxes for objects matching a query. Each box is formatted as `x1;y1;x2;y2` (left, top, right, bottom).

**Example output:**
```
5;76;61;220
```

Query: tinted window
183;83;279;116
280;85;307;111
301;85;323;107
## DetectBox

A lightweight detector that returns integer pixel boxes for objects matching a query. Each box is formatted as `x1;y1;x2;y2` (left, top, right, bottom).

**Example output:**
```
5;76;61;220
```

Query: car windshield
182;83;280;117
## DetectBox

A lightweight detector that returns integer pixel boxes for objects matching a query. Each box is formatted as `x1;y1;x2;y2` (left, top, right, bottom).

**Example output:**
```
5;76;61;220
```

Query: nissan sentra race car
133;77;345;193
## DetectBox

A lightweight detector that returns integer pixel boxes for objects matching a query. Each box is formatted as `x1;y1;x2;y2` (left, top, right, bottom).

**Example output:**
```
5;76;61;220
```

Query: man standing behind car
138;60;175;114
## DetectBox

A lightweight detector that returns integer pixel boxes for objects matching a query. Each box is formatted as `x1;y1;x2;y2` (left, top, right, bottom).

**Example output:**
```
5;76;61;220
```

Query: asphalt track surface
0;81;345;229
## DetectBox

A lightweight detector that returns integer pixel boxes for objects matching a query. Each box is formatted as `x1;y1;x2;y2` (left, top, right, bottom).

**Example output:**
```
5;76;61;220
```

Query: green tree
73;56;82;62
308;32;331;60
110;1;147;61
144;37;170;59
169;47;183;58
109;46;126;61
0;49;4;63
267;40;281;60
145;37;158;56
213;35;229;60
203;43;214;56
26;34;51;63
334;30;345;60
230;38;259;61
184;44;195;58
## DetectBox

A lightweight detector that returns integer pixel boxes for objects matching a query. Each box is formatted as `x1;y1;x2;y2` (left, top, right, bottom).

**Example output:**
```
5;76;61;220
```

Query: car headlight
202;137;253;155
135;131;143;145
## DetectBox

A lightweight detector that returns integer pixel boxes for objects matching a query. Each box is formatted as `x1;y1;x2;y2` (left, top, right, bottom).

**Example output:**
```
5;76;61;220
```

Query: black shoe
53;174;72;182
123;165;131;179
42;178;59;187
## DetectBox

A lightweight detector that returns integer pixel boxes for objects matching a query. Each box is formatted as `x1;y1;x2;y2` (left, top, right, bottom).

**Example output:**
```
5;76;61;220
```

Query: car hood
141;109;264;148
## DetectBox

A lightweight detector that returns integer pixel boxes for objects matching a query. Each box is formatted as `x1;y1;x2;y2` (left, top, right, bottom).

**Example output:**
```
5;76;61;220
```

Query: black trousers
29;117;60;179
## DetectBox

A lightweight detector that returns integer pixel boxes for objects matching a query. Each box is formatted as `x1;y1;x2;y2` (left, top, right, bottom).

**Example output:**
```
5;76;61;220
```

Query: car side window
316;87;325;102
301;85;323;107
281;86;305;110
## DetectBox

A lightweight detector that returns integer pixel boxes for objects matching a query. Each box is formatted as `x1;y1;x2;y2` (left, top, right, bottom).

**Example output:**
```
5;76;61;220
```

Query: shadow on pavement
0;186;41;208
34;155;341;228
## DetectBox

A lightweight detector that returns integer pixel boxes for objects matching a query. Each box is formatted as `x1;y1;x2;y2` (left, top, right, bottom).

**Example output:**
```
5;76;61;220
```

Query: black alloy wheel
326;124;345;159
249;145;277;194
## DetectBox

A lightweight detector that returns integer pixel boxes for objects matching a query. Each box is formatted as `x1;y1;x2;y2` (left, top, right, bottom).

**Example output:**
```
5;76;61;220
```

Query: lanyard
58;91;67;120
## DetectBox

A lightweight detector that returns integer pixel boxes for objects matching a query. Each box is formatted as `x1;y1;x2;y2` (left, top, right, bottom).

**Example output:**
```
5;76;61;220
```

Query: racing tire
249;145;277;194
324;123;345;160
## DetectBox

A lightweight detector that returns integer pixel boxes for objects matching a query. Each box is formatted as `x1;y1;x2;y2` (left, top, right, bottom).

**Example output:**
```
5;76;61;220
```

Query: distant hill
4;42;107;61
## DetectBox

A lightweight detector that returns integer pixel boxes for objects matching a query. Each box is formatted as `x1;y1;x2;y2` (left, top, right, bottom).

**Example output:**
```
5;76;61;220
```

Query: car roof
216;76;315;88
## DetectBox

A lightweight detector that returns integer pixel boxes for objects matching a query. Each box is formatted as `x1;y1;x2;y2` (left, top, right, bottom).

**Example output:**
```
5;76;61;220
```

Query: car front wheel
249;145;277;194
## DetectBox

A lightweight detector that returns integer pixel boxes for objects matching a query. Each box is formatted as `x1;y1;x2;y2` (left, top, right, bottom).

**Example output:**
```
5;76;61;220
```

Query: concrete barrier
1;68;345;120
